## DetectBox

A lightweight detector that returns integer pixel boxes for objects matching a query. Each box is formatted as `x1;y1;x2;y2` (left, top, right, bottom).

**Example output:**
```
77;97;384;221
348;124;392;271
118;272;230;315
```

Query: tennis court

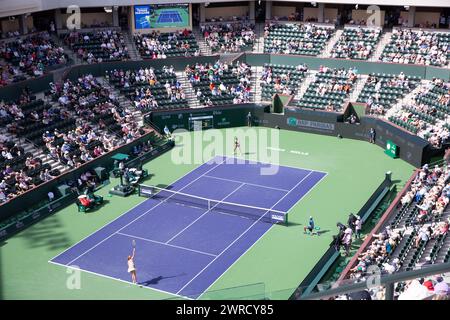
156;10;183;23
50;155;326;299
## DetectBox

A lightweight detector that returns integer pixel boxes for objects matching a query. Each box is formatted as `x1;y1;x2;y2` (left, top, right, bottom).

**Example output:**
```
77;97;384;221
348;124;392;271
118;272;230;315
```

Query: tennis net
138;184;288;225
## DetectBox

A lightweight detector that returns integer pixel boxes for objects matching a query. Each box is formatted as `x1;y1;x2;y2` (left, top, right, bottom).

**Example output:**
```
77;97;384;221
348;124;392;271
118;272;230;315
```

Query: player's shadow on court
315;229;331;236
86;199;110;212
139;274;182;286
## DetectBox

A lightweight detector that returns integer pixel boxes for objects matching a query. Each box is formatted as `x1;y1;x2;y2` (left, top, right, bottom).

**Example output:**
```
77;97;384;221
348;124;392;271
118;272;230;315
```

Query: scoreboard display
134;4;190;29
385;140;399;159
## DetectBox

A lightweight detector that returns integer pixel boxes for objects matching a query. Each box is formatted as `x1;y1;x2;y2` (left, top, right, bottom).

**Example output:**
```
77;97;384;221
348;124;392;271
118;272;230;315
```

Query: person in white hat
354;216;362;240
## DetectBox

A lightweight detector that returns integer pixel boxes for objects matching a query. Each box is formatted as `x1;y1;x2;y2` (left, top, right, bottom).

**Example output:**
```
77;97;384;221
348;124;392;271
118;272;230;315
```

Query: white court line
202;175;290;192
117;232;217;258
50;158;224;261
196;170;329;299
48;260;194;300
221;154;328;175
290;150;309;155
49;154;326;300
165;183;246;244
176;171;314;296
65;159;227;266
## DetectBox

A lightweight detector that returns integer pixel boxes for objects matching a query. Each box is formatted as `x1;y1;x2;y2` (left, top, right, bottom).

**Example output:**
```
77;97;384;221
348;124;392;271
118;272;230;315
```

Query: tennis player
127;248;138;284
233;137;241;155
304;216;315;235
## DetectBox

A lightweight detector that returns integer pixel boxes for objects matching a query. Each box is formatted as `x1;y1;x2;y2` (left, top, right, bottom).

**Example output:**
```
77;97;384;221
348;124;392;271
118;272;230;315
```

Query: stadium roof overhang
1;0;450;19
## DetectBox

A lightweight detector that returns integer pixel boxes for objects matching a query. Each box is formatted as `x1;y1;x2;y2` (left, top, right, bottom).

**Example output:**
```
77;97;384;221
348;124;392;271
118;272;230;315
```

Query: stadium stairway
254;22;265;54
99;77;144;125
175;71;201;108
295;70;318;102
370;31;392;62
124;32;142;61
349;74;369;102
192;27;212;56
320;28;343;58
384;80;429;119
252;66;264;103
51;33;84;65
0;127;68;176
249;65;259;104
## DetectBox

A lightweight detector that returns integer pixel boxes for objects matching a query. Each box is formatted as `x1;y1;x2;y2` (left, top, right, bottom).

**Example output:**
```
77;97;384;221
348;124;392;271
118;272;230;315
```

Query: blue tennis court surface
157;11;182;23
50;156;326;299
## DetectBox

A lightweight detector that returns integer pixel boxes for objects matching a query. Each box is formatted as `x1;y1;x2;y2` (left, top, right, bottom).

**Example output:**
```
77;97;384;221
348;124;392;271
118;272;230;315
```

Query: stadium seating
0;32;67;77
62;30;130;62
263;23;334;56
0;136;48;202
186;61;252;106
107;67;190;111
201;22;255;53
134;30;200;59
357;72;421;115
296;67;357;111
260;63;308;101
331;27;381;60
380;29;450;66
348;164;450;283
387;79;450;147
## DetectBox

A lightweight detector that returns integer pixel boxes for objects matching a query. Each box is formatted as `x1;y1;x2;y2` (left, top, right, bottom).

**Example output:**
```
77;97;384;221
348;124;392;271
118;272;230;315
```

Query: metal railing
300;262;450;300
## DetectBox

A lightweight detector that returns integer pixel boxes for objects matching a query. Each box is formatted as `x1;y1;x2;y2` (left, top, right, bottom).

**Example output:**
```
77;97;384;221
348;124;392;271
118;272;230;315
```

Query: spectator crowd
380;29;449;66
185;60;253;106
0;32;66;80
201;22;255;53
63;30;129;63
134;29;200;59
337;163;450;300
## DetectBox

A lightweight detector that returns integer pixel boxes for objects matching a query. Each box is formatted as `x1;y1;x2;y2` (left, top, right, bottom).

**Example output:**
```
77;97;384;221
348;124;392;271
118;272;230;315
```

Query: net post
138;184;141;197
285;212;288;226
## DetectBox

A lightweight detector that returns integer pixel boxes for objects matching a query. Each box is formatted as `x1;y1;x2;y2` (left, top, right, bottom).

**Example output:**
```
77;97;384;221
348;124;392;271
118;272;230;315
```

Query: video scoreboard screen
134;4;190;29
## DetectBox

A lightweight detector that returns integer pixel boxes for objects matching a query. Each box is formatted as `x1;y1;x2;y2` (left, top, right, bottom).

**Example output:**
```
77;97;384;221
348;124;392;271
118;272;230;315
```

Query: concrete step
349;74;369;102
124;32;142;61
193;27;212;56
296;71;318;101
175;71;200;108
371;32;392;62
321;29;343;58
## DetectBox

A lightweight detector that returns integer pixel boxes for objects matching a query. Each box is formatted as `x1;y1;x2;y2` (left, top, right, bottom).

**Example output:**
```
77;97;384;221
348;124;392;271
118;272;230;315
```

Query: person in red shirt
423;279;434;292
78;194;91;207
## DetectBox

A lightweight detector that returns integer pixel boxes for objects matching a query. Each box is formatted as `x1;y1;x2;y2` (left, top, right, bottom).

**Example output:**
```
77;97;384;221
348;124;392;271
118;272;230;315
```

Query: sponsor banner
287;117;335;131
271;213;287;224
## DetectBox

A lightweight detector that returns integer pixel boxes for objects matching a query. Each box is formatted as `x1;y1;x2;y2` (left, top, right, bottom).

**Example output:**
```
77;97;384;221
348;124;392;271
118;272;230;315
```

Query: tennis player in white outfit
127;248;137;284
